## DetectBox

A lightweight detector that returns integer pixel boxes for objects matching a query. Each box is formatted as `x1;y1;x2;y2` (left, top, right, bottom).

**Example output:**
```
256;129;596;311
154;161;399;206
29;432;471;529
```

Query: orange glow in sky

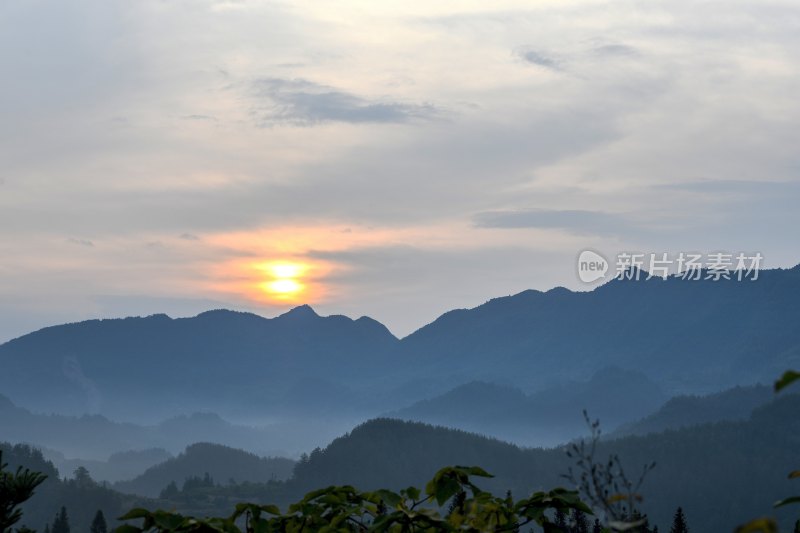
204;222;470;308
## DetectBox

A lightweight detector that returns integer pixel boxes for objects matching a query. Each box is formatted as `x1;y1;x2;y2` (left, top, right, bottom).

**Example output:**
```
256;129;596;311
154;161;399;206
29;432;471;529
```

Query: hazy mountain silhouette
399;265;800;393
41;447;173;484
390;367;667;446
0;307;398;419
611;383;774;438
114;442;295;497
1;266;798;423
0;394;301;460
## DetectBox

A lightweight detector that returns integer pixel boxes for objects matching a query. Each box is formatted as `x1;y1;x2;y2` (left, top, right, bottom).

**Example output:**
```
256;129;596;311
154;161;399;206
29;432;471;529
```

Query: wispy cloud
251;78;438;126
474;209;632;237
515;48;561;70
67;238;95;247
592;43;638;57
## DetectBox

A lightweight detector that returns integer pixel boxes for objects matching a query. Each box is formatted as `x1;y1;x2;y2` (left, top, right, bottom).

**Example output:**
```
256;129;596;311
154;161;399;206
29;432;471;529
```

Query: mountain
1;266;799;423
611;383;774;438
0;307;399;419
390;367;668;446
399;266;800;393
113;442;295;497
0;394;304;460
290;394;800;532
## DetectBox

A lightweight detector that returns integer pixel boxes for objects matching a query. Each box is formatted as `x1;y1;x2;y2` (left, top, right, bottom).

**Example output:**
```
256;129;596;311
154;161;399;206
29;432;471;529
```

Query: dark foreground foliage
116;465;595;533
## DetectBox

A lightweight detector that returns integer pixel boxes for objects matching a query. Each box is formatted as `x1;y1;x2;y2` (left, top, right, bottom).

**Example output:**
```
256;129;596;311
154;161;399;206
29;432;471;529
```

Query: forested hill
291;394;800;532
2;442;148;532
114;442;295;497
1;266;799;420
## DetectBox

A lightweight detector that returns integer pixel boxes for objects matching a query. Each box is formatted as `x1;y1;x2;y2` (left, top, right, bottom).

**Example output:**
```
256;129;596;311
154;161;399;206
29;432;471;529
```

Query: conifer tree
572;508;589;533
90;509;108;533
670;507;688;533
51;506;70;533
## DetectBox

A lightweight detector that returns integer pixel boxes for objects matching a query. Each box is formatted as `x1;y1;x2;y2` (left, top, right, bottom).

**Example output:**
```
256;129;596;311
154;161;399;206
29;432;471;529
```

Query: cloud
179;233;200;241
515;48;561;70
656;179;800;196
592;44;638;57
182;114;217;121
2;0;800;340
250;78;438;126
473;209;633;237
67;238;95;247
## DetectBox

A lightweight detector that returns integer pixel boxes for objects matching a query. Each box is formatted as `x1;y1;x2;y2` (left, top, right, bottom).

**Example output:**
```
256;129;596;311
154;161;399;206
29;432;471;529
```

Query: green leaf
402;486;421;501
735;517;779;533
461;466;493;478
367;489;402;509
118;508;152;521
608;519;647;531
775;370;800;392
775;496;800;508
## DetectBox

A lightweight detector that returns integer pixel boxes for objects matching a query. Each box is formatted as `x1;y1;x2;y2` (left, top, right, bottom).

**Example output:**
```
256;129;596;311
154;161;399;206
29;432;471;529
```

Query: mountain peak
279;304;319;320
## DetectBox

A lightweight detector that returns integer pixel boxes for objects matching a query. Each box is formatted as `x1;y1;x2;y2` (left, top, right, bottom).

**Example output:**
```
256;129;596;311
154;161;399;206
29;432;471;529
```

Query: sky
1;0;799;342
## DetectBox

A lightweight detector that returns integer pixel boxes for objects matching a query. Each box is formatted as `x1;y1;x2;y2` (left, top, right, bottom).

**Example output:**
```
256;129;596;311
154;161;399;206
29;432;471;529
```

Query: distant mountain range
1;266;798;427
611;383;774;438
0;393;321;460
389;367;668;446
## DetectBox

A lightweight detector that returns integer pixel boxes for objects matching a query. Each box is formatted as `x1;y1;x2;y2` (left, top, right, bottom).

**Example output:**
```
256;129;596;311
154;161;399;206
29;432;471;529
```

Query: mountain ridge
2;267;799;425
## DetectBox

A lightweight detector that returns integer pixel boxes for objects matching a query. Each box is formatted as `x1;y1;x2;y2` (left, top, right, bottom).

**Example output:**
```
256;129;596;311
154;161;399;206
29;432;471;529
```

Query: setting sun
255;260;309;301
264;278;303;296
269;263;306;279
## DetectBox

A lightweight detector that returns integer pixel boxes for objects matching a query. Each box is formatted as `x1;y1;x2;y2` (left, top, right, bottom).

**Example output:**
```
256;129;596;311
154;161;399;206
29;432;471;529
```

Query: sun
257;261;308;301
265;278;303;295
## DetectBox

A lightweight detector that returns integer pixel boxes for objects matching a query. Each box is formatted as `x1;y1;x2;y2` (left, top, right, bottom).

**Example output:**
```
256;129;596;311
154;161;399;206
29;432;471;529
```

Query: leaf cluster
0;450;48;531
116;466;592;532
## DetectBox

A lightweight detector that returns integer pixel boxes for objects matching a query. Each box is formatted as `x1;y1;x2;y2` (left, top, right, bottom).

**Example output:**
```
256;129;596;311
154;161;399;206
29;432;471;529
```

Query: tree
90;509;108;533
565;411;655;531
73;466;94;488
51;506;70;533
0;451;47;532
554;508;568;531
670;507;688;533
159;481;179;500
572;508;589;533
